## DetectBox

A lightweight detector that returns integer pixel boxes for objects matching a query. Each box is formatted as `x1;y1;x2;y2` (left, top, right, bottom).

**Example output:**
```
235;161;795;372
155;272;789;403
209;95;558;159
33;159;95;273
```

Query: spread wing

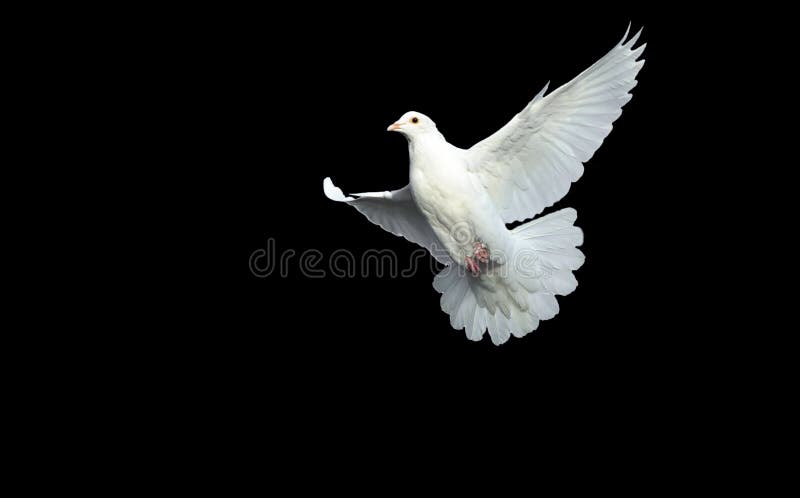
323;177;450;264
467;26;646;224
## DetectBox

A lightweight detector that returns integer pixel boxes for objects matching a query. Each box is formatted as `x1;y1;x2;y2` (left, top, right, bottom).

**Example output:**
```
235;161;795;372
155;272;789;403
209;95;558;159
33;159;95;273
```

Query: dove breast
408;137;511;263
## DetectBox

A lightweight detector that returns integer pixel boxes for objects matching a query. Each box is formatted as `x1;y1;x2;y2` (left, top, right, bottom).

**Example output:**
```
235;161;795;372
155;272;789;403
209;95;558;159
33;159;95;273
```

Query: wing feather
467;27;646;223
323;177;450;264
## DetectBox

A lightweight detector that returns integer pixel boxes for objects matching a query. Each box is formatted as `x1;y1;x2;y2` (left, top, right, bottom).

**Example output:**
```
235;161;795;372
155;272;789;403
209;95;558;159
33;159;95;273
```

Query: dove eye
411;117;419;124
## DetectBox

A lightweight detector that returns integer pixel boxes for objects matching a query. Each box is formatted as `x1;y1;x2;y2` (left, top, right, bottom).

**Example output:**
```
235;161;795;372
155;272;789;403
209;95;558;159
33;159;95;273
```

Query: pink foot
473;242;489;264
465;256;480;276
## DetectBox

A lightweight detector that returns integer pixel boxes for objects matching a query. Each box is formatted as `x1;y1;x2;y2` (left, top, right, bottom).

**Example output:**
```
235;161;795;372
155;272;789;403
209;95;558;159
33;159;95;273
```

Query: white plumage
324;27;645;345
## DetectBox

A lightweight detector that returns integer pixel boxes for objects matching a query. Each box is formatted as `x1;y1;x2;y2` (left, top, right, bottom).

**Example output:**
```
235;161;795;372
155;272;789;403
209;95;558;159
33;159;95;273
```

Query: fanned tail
433;208;584;345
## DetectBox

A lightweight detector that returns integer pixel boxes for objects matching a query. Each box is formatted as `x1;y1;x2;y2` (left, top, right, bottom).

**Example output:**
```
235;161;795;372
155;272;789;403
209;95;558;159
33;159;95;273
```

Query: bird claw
465;256;480;276
473;242;489;264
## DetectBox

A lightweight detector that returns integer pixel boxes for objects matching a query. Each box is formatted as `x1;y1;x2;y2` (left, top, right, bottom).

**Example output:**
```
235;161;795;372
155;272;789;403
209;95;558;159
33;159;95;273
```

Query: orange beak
387;122;402;132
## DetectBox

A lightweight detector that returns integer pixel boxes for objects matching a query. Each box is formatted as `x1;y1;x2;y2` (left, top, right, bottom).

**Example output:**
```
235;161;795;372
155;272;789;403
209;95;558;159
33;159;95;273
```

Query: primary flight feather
324;27;645;345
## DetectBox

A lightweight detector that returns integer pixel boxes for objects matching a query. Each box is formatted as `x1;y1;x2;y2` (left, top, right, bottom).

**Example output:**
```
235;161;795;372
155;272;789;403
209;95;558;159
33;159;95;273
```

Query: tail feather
434;207;585;345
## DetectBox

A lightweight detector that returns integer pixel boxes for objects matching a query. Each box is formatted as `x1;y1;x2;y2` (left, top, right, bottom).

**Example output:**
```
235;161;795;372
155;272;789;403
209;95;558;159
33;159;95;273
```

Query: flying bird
324;27;645;345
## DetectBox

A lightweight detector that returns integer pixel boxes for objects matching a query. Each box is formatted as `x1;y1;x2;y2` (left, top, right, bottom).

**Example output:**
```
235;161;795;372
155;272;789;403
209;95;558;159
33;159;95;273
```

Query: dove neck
407;131;446;165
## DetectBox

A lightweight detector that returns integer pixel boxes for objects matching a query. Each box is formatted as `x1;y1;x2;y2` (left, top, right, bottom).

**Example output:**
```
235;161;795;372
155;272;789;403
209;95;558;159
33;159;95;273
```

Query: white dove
324;27;645;345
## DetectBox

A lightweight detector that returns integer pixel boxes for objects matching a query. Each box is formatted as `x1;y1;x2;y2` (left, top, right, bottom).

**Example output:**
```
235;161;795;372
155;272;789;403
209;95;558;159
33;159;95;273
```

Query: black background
163;6;720;428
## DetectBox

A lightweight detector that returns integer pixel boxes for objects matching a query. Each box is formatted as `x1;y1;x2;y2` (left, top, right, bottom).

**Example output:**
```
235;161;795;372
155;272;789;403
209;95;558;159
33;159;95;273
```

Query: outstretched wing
323;177;450;264
467;26;646;224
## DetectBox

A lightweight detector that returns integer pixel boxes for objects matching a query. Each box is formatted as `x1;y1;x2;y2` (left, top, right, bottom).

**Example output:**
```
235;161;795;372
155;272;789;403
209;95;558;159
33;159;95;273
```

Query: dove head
387;111;438;139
